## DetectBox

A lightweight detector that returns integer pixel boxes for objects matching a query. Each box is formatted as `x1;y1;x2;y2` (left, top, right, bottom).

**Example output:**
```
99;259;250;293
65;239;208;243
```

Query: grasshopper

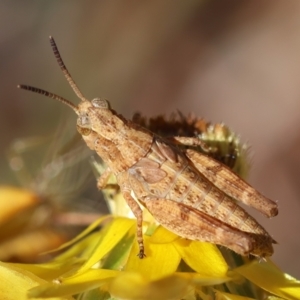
18;36;278;259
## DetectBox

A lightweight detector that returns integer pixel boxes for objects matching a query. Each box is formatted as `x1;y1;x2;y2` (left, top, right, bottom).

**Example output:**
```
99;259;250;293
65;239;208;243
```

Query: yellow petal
29;269;119;298
149;225;179;244
215;290;255;300
73;217;135;275
173;239;229;278
53;231;102;264
10;257;83;281
125;229;181;280
0;262;73;300
234;259;300;300
62;269;119;284
0;186;38;224
109;272;191;300
176;272;231;286
0;228;66;261
101;230;135;270
44;215;112;254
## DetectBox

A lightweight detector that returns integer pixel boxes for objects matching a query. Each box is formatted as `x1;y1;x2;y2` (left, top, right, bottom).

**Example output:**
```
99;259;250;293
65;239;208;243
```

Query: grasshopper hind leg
143;197;260;256
97;167;120;191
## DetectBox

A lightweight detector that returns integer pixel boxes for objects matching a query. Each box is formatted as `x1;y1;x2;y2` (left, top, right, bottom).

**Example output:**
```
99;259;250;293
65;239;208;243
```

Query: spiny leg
121;189;145;258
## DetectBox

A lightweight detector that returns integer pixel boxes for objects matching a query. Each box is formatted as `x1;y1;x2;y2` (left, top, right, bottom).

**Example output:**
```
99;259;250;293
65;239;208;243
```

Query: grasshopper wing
186;149;278;218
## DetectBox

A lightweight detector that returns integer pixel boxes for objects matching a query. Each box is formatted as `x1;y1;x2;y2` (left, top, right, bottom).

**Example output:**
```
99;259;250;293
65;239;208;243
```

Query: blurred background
1;0;300;277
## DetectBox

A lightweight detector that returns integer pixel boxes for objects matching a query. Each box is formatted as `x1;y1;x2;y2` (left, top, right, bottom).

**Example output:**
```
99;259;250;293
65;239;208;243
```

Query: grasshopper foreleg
97;167;119;191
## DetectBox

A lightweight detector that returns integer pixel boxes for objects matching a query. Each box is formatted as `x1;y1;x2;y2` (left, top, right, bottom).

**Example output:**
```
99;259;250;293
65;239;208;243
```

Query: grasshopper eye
92;98;109;109
78;113;91;127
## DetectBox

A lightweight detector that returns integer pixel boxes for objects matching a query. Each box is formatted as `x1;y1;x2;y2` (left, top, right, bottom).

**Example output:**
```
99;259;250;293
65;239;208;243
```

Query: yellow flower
1;213;299;300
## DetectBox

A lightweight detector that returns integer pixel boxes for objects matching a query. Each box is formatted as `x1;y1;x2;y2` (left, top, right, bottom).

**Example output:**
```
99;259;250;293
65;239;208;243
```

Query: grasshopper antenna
49;36;87;103
17;35;91;114
17;85;79;114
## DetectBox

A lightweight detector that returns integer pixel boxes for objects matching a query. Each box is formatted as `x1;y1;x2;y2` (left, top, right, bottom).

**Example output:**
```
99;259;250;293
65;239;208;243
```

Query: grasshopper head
76;97;125;143
18;36;122;143
76;98;111;136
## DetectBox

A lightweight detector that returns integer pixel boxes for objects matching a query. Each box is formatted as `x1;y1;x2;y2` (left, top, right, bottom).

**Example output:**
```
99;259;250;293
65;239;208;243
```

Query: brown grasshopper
18;36;278;259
